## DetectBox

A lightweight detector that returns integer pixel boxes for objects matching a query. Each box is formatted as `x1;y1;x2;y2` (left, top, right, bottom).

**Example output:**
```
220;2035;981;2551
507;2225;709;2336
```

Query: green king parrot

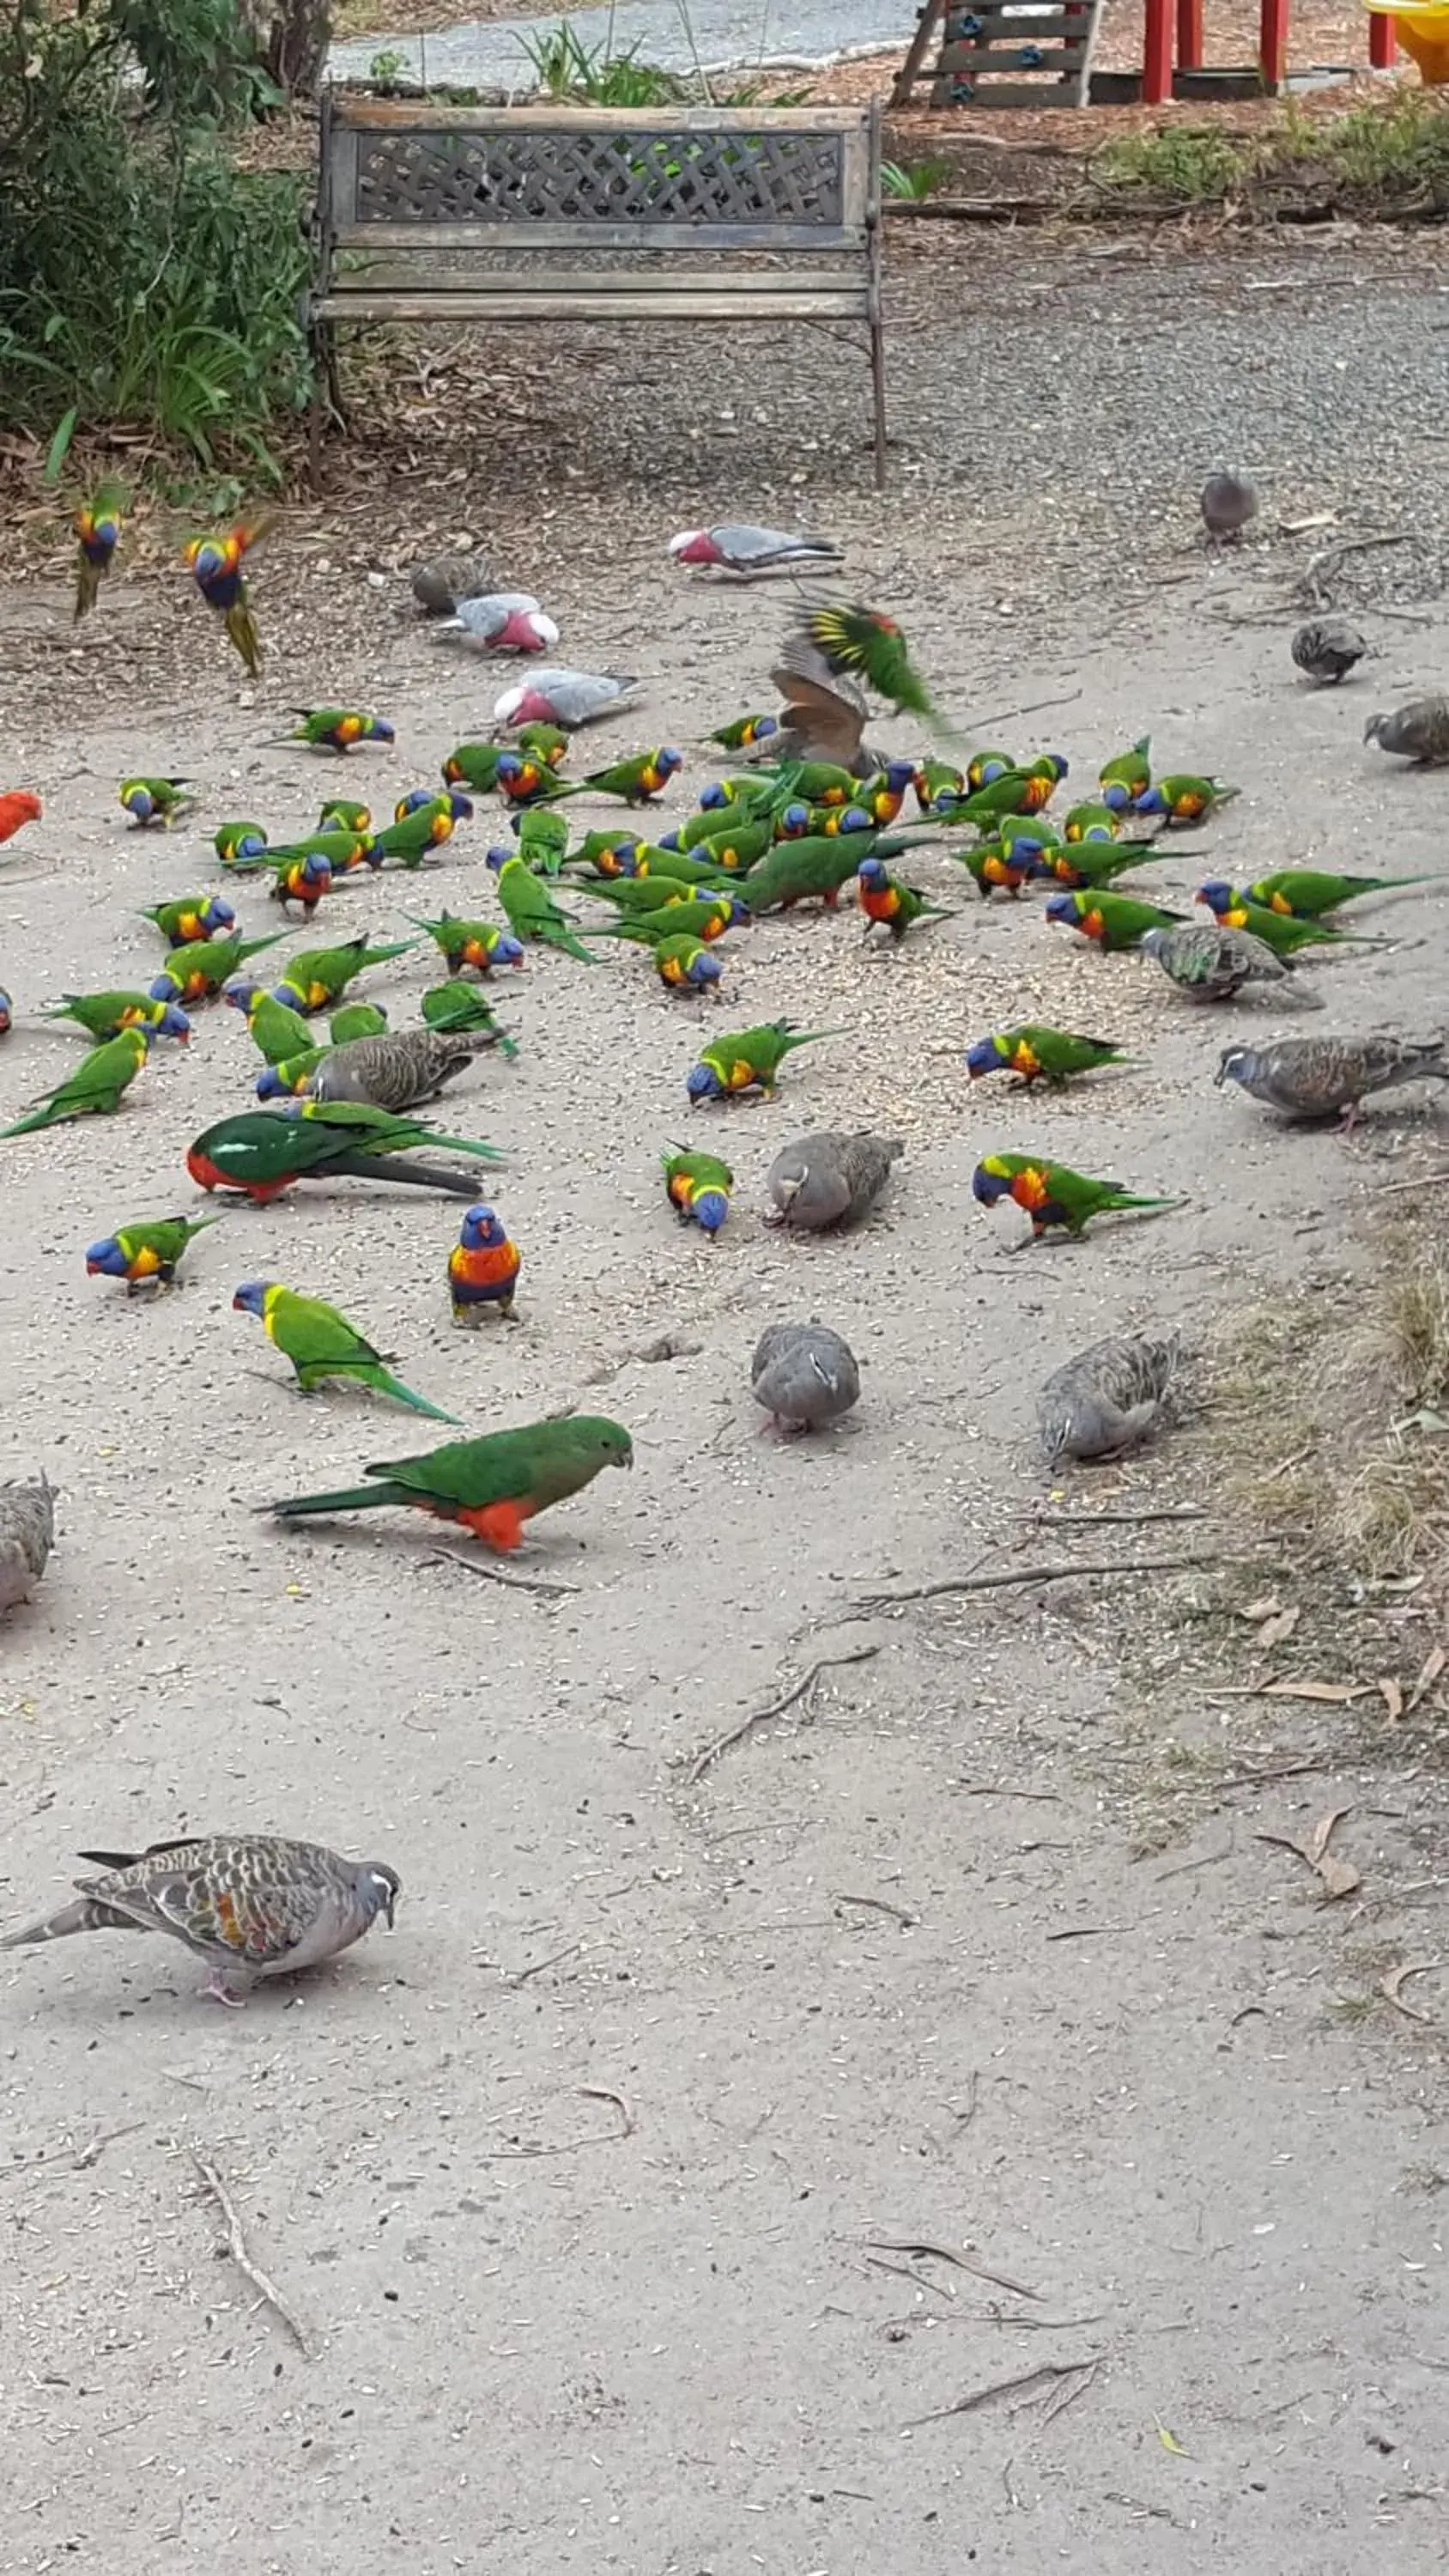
187;1107;504;1204
266;1416;634;1553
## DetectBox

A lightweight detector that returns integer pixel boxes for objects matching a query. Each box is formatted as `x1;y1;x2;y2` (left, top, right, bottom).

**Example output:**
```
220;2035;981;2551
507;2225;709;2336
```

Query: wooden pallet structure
891;0;1103;107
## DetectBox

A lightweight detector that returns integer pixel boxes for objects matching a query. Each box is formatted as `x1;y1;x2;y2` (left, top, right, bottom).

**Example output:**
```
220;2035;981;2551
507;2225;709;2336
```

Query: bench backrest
318;97;879;262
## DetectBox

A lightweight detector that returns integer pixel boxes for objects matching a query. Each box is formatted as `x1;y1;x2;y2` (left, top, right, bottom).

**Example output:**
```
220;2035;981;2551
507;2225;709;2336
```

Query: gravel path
327;0;912;87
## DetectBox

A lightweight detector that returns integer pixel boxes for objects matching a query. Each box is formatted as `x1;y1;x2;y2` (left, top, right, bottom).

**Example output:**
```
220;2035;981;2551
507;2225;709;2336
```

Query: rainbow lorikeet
672;814;773;871
1193;885;1351;956
773;799;871;841
150;933;284;1006
397;786;472;824
577;748;683;804
914;757;967;813
227;987;314;1066
215;820;270;867
185;516;273;678
1046;889;1186;951
1241;867;1431;920
653;933;723;993
514;722;568;769
711;714;778;752
856;856;950;943
495;751;564;808
662;1145;732;1234
759;759;856;809
366;802;454;870
269;936;416;1015
139;895;235;948
853;760;919;828
951;841;1032;901
972;1153;1177;1244
1098;737;1152;810
1028;841;1167;892
590;897;739;948
966;748;1015;791
74;481;125;621
573;829;640;875
955;759;1066;833
686;1019;844;1103
1062;801;1121;843
584;873;707;917
86;1212;219;1292
595;844;732;891
998;815;1063;855
801;605;938;725
487;854;595;963
268;852;333;915
268;1415;632;1553
421;983;517;1054
447;1204;522;1324
1134;774;1238;824
1;1025;150;1139
186;1106;502;1204
320;798;373;835
515;806;570;875
0;988;11;1034
735;832;880;914
233;1282;460;1423
43;990;191;1044
256;1048;329;1101
330;1001;388;1044
270;829;372;877
442;742;504;793
288;708;394;754
119;775;191;828
965;1027;1127;1087
405;912;524;977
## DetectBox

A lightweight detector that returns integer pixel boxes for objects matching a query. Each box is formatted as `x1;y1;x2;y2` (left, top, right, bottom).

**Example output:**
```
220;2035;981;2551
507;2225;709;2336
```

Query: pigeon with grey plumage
308;1025;500;1112
1364;697;1449;765
1200;473;1258;541
0;1473;55;1613
1137;922;1320;1008
751;1322;860;1434
1291;618;1367;686
432;592;560;653
1038;1334;1182;1466
669;524;844;576
763;1129;903;1230
1216;1033;1449;1127
410;555;494;616
0;1832;399;2007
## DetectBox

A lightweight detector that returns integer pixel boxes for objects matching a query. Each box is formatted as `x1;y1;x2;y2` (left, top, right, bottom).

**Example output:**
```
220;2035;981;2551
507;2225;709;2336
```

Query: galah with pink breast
669;523;843;576
494;668;640;731
432;592;559;653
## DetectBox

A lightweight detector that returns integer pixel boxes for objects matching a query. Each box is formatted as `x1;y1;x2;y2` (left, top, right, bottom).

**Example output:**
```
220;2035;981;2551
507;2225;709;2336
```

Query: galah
494;669;640;731
433;592;560;653
670;524;843;575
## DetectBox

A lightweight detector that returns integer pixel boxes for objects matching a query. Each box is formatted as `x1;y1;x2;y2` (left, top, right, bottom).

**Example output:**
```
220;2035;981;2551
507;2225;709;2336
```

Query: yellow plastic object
1367;0;1449;82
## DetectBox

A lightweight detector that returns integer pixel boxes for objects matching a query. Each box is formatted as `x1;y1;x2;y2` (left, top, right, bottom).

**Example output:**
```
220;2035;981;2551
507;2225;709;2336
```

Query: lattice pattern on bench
351;129;848;229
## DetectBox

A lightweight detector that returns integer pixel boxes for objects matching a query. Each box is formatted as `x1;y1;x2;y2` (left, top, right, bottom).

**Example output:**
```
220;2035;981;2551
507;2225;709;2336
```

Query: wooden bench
308;97;887;487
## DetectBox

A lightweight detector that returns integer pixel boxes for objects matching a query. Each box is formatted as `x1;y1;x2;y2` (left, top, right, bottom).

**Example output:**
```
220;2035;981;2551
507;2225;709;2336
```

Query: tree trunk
262;0;331;99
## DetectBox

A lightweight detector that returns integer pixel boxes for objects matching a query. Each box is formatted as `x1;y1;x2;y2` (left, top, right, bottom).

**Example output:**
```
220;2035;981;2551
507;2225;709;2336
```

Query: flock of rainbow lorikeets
1;497;1440;1557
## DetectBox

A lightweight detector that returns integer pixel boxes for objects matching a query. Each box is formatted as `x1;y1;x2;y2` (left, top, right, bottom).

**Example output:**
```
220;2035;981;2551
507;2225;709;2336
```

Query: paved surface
327;0;911;88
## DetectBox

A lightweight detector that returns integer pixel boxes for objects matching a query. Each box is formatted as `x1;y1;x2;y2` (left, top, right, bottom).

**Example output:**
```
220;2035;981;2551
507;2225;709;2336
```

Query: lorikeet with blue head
139;894;236;948
486;852;595;962
185;515;273;678
967;748;1016;791
1062;801;1121;843
1046;889;1186;951
857;855;950;944
442;742;504;793
215;820;270;868
1098;738;1151;811
266;1416;633;1554
404;911;524;977
653;933;724;994
583;873;707;918
269;851;333;915
950;841;1032;902
1028;841;1167;892
773;799;872;841
1193;884;1354;956
320;798;373;835
712;714;779;752
150;933;284;1006
287;708;395;754
972;1153;1178;1244
119;776;191;828
577;748;683;805
187;1105;504;1203
269;935;416;1014
1;1025;151;1139
366;801;454;870
1134;774;1238;824
86;1212;219;1293
225;984;313;1066
74;481;125;622
686;1019;844;1103
514;722;568;769
589;896;741;948
662;1146;732;1235
671;814;773;870
256;1048;328;1100
45;991;191;1044
397;786;472;824
448;1204;522;1323
233;1281;461;1423
0;989;11;1035
495;751;564;809
914;757;967;814
965;1027;1127;1087
1240;866;1431;920
954;757;1068;834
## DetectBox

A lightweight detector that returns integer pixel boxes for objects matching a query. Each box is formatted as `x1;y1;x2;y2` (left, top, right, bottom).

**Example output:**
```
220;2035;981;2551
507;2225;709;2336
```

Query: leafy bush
0;0;310;470
518;23;688;105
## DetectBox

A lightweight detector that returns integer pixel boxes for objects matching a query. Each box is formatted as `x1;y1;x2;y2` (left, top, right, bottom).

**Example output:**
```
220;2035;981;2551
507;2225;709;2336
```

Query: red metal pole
1176;0;1203;69
1143;0;1173;100
1259;0;1288;85
1368;9;1397;64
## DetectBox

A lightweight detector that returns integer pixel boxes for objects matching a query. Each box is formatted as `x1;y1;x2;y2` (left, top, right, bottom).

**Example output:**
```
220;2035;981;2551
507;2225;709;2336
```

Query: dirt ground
4;229;1449;2574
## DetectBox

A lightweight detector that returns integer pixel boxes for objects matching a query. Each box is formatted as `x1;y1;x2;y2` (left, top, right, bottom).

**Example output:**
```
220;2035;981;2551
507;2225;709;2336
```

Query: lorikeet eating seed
139;895;235;948
269;936;416;1015
288;708;395;754
1045;889;1186;951
686;1018;844;1103
653;932;723;993
965;1027;1127;1087
215;820;270;867
1194;884;1353;955
1;1025;151;1139
857;855;950;943
44;991;191;1044
150;933;284;1006
233;1281;461;1422
119;775;191;828
448;1204;522;1323
486;854;595;962
267;1416;633;1554
185;515;272;678
662;1146;732;1236
86;1212;219;1293
405;911;524;977
972;1152;1178;1244
1134;774;1238;824
1240;867;1431;920
74;481;125;621
712;714;779;752
1098;737;1151;811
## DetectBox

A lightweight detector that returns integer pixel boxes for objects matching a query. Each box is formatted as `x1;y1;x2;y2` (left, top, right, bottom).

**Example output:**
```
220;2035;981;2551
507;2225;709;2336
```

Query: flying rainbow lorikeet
799;605;940;727
185;515;274;679
74;481;126;622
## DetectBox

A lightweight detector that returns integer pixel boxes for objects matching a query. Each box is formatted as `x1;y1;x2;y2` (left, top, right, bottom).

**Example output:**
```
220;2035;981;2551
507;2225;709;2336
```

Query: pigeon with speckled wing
1215;1034;1449;1126
1038;1334;1181;1466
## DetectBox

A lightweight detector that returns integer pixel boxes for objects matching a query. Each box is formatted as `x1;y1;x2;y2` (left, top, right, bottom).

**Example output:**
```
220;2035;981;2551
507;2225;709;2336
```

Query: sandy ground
5;231;1449;2573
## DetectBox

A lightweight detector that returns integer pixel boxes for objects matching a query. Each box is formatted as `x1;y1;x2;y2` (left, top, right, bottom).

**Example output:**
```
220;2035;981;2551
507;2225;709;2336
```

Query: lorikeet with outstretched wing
74;481;126;621
185;515;274;678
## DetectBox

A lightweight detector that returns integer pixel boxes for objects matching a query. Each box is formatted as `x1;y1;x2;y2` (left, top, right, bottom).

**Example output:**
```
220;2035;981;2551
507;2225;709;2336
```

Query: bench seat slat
314;288;873;322
331;221;869;256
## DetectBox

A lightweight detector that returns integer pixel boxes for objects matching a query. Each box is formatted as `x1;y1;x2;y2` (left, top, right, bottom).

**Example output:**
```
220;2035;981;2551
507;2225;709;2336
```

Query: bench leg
870;317;888;490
